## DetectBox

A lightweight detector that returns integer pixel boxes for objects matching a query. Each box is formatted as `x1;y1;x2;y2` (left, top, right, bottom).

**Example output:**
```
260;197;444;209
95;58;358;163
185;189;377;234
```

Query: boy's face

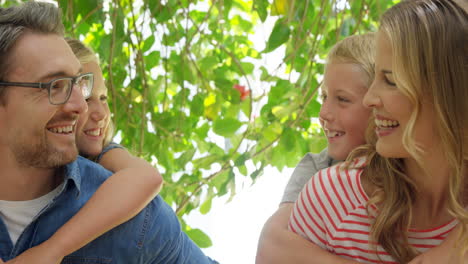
319;62;371;160
0;32;87;168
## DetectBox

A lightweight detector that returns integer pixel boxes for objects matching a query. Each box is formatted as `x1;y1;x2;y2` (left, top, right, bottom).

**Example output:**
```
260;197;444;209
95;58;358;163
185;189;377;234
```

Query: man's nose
62;84;88;115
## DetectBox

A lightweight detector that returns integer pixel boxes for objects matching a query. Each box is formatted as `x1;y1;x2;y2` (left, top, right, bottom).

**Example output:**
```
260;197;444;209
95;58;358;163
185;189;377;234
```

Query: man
0;2;215;263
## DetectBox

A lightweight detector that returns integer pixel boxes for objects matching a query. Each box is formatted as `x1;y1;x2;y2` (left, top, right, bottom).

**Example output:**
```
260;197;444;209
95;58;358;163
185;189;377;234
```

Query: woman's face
363;31;437;158
319;62;371;161
76;61;110;157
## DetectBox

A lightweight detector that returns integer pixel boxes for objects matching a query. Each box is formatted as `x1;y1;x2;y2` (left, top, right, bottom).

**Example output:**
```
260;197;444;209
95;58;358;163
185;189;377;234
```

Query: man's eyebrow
39;67;83;81
382;69;393;74
39;71;69;81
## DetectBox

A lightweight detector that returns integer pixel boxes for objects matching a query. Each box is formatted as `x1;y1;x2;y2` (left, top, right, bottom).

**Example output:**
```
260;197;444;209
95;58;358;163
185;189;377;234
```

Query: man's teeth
86;129;100;136
375;119;399;128
49;126;73;133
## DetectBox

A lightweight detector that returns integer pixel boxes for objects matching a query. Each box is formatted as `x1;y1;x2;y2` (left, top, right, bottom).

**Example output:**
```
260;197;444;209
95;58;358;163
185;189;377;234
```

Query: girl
289;0;468;263
3;39;163;263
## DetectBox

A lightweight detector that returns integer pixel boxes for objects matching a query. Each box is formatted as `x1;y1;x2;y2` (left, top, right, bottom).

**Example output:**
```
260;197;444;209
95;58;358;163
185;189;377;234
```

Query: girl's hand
4;243;64;264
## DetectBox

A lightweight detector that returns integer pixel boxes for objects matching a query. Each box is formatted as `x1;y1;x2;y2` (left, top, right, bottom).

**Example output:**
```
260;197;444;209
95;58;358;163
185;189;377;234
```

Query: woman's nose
363;80;381;109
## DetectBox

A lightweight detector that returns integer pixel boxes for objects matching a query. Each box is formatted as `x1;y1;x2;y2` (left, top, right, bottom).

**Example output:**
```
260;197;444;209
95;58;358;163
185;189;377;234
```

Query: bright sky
187;166;293;264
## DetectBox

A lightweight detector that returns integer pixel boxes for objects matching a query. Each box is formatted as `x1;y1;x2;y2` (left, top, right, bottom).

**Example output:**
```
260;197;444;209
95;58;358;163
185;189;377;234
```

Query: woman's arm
7;147;163;263
256;203;360;264
409;225;467;264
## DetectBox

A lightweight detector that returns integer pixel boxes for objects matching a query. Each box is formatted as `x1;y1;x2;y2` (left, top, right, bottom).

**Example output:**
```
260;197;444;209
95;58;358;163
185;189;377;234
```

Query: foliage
1;0;397;247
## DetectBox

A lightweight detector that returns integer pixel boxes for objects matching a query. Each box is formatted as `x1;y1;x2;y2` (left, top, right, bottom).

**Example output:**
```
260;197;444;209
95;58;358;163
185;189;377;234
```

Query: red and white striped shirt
288;158;458;264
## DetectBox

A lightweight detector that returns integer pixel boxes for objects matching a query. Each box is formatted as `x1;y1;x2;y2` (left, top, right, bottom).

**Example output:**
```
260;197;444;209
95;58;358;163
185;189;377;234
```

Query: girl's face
76;61;110;157
363;31;437;158
319;62;371;161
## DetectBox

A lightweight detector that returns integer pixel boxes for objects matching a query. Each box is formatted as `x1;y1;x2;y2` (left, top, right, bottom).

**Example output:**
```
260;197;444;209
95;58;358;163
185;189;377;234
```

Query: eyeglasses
0;73;94;105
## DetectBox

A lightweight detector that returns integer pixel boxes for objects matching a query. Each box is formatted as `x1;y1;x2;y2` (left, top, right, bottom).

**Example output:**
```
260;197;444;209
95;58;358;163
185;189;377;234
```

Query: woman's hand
408;243;467;264
409;224;467;264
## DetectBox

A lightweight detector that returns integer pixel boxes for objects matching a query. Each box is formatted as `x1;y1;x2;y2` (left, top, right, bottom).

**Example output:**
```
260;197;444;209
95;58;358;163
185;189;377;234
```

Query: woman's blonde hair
66;38;115;151
349;0;468;262
326;32;376;87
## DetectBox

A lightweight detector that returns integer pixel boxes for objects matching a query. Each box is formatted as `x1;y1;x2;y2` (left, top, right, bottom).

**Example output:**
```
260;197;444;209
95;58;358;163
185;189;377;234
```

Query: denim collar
62;156;87;196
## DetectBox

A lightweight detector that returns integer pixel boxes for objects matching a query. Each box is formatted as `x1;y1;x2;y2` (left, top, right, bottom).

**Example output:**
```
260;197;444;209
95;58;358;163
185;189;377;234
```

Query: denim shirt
0;156;215;264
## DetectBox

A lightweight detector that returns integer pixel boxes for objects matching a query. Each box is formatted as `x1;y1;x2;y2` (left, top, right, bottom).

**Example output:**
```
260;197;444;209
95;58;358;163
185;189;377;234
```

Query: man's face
0;32;88;168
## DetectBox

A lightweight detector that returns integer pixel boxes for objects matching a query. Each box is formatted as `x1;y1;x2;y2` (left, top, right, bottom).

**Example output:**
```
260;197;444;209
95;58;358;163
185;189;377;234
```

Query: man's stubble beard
12;130;78;169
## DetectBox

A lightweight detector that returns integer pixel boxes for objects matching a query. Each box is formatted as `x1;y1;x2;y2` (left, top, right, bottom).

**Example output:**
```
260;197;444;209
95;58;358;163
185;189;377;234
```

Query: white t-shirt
0;182;64;245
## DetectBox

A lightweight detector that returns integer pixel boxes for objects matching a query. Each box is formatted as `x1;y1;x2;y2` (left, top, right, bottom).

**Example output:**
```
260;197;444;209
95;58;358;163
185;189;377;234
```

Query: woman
289;0;467;263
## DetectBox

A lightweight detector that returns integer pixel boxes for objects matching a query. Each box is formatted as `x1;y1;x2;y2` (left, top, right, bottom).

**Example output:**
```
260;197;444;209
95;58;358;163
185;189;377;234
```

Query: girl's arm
7;147;163;263
409;225;467;264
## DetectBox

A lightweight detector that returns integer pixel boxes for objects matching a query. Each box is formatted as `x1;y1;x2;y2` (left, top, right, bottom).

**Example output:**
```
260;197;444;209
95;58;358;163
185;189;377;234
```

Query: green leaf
271;104;296;119
177;149;196;167
280;127;296;152
194;122;210;139
254;0;269;22
152;4;175;22
270;146;286;171
262;122;283;141
308;136;328;154
237;165;248;176
240;62;255;75
265;19;291;53
199;197;212;215
142;35;155;52
223;0;233;18
306;97;322;117
186;228;213;248
193;154;219;170
250;168;263;180
190;94;205;116
269;80;291;104
213;118;242;137
211;169;232;195
234;152;249;166
200;56;219;72
145;50;161;69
